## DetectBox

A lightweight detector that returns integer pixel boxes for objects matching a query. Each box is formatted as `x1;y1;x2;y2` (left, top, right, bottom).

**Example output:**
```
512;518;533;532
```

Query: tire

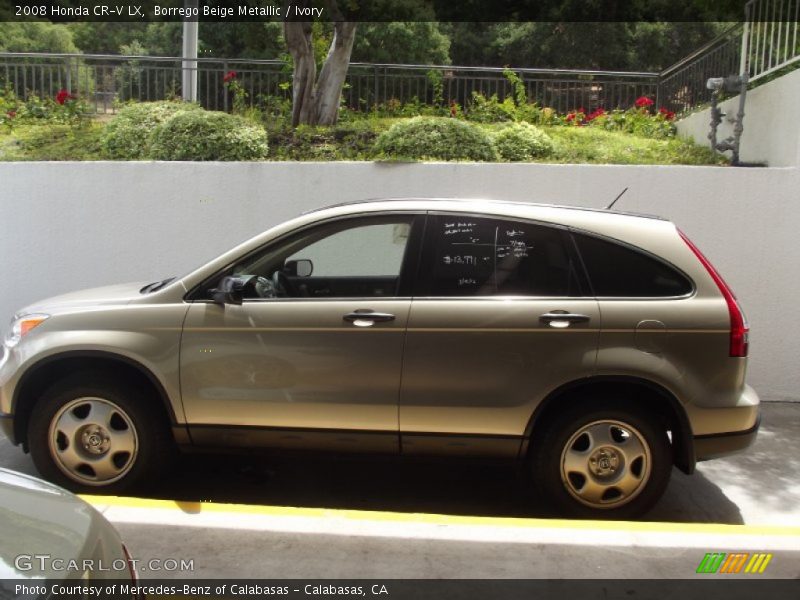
27;372;175;494
531;399;671;519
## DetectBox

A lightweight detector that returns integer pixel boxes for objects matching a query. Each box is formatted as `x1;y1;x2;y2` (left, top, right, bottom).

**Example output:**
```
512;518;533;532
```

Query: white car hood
0;468;113;579
14;281;152;319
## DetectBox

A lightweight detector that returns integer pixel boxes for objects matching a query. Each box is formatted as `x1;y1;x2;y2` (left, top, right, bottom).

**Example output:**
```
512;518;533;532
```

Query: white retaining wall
676;67;800;167
1;161;798;401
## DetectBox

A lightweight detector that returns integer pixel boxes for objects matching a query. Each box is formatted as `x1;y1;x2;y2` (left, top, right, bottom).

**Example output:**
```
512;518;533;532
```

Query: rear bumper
694;413;760;461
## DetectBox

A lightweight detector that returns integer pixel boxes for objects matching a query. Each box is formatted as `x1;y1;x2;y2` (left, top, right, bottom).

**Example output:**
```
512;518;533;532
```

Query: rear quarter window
573;232;693;297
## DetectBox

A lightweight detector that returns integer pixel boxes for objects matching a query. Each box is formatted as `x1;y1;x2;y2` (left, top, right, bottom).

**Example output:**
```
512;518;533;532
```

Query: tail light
679;230;748;357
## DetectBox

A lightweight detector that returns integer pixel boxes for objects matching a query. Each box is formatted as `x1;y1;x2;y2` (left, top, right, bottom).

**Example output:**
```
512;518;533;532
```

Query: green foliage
546;127;724;165
102;101;202;160
0;121;105;161
268;120;384;161
445;22;726;72
352;22;451;65
585;108;676;139
503;68;528;107
494;123;554;161
0;22;79;53
374;116;497;161
150;110;269;161
1;86;90;129
427;70;445;106
466;92;517;123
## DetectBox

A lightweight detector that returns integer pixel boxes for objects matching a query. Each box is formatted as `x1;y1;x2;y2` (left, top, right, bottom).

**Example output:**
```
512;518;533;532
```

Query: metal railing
743;0;800;83
0;52;658;115
348;64;658;114
657;25;744;115
659;0;800;115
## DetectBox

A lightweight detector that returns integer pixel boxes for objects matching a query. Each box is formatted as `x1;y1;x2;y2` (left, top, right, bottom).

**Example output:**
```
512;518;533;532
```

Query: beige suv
0;199;759;518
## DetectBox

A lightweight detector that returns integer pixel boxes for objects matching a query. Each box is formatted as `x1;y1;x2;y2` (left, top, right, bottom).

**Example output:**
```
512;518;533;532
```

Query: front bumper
694;413;760;461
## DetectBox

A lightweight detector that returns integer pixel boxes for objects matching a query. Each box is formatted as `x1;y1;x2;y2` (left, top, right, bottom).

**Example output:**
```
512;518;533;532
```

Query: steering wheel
252;276;276;299
272;270;296;297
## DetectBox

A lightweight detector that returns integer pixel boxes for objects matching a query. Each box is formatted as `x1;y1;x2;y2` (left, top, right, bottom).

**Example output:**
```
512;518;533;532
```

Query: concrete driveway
1;402;799;579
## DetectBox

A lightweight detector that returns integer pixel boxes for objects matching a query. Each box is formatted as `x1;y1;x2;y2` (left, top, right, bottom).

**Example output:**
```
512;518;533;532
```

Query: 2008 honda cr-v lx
0;199;760;518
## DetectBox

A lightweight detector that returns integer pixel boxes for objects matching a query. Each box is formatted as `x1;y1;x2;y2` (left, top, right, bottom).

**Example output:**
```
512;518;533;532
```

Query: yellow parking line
81;495;800;537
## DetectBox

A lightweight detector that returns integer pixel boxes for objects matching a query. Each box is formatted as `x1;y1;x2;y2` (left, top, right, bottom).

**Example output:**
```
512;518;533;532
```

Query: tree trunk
315;22;357;125
284;20;316;127
283;1;356;127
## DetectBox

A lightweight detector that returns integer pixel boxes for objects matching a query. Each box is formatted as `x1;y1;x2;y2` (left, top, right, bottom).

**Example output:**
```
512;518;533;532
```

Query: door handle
539;311;591;328
343;310;396;327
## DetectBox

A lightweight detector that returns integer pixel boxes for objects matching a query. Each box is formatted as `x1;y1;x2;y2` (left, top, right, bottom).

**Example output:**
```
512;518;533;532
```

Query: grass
0;121;105;161
0;116;727;165
546;127;726;165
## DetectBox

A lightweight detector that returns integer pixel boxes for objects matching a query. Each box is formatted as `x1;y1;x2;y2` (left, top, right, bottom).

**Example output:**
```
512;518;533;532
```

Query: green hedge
149;111;269;161
494;122;555;161
374;116;497;161
102;101;201;160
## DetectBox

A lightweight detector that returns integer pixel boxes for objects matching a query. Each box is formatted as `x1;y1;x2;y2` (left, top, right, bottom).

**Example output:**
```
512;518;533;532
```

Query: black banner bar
1;0;751;23
2;579;800;600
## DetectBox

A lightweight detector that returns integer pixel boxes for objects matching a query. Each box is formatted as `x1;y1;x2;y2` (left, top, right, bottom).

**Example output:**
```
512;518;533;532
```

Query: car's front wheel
531;400;671;519
28;373;173;493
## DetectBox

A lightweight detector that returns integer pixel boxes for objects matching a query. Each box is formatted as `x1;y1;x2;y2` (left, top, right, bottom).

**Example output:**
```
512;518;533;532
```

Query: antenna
604;187;629;210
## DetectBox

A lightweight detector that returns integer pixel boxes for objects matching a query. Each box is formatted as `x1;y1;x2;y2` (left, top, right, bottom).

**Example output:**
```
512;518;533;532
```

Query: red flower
6;110;16;119
634;96;654;108
565;108;587;124
55;89;73;105
585;107;605;121
223;70;237;83
658;107;675;120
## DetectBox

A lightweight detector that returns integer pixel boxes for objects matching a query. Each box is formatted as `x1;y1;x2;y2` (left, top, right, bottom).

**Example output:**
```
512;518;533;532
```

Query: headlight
5;314;49;348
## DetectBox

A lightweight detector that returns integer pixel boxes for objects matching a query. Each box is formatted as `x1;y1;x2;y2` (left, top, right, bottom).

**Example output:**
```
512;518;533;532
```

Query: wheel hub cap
560;419;653;509
589;447;621;478
81;425;111;455
48;397;138;486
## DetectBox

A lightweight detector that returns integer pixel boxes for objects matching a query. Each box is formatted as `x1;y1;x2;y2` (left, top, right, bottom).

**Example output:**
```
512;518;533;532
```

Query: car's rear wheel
28;373;174;493
531;400;671;519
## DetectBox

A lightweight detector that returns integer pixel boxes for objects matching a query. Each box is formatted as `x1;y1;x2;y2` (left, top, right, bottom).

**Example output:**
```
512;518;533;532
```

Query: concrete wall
1;161;798;401
676;67;800;167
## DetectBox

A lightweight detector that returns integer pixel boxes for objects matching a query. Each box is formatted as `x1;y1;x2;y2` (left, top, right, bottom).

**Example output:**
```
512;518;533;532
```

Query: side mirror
209;275;247;305
284;259;313;278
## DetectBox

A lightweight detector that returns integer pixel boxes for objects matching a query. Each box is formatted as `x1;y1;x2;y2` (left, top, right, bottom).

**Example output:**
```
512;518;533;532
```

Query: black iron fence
657;25;744;115
0;52;659;116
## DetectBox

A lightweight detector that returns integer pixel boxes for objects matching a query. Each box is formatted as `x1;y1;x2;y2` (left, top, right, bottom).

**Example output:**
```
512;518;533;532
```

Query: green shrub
374;116;497;161
465;92;517;123
150;110;269;161
494;122;554;161
103;101;201;159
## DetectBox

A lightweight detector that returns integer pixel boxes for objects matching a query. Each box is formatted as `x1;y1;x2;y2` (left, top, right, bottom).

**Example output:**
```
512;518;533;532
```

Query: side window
286;222;410;277
423;215;582;297
224;216;416;299
573;232;693;297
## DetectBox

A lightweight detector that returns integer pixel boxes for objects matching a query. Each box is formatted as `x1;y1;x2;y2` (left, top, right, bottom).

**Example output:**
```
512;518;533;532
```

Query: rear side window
422;215;583;297
573;232;692;297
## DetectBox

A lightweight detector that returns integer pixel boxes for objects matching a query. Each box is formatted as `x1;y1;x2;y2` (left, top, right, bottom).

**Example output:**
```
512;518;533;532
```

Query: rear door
399;213;601;457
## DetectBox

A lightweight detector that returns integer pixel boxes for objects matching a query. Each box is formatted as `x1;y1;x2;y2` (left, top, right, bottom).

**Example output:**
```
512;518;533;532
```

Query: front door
180;214;423;453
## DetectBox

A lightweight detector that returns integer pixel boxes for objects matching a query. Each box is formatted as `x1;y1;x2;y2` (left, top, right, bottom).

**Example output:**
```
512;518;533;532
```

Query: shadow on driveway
150;451;746;524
